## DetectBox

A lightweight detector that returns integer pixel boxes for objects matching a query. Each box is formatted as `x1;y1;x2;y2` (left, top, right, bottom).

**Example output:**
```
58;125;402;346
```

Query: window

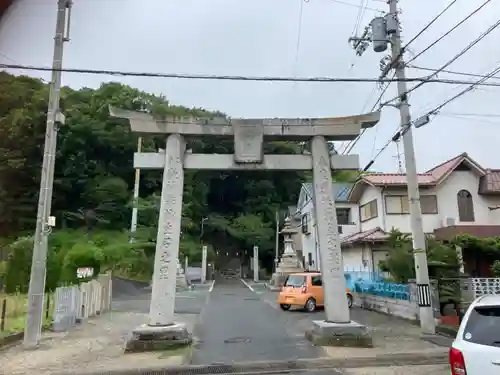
385;195;409;214
457;190;475;222
284;275;305;287
360;199;378;222
301;214;310;234
385;195;438;214
421;195;438;214
307;252;313;266
311;275;322;286
336;208;351;225
462;306;500;348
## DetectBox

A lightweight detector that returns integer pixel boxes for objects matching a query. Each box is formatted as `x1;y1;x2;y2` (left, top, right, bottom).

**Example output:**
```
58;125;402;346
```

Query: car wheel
305;298;316;312
280;304;291;311
347;294;353;308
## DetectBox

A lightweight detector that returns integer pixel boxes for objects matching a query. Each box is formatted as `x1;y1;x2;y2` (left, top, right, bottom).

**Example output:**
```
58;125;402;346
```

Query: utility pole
349;0;435;334
24;0;72;349
274;210;279;272
130;137;142;243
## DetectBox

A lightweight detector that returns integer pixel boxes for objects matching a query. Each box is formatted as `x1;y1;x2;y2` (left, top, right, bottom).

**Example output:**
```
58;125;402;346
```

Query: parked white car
450;294;500;375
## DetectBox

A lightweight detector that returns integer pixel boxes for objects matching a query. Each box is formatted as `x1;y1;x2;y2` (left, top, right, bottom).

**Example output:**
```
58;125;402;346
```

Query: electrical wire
406;0;494;65
408;65;500;81
414;63;500;124
367;62;500;176
341;76;393;155
381;18;500;107
4;63;500;86
401;0;459;53
343;1;458;156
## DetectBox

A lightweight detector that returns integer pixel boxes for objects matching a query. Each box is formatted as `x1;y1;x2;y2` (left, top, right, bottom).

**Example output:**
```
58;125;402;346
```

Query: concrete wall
353;292;419;322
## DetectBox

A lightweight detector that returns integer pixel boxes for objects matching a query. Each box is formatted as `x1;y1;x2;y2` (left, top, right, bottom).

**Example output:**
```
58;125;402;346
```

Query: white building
296;153;500;277
296;182;359;271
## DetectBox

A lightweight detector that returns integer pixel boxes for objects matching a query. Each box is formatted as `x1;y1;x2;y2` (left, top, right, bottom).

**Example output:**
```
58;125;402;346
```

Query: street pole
24;0;72;349
387;0;435;334
130;136;142;243
274;210;279;272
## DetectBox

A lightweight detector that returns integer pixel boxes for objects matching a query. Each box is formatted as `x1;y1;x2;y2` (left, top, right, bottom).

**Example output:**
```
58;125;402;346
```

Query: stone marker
201;245;208;283
108;106;380;352
306;135;372;347
253;245;259;282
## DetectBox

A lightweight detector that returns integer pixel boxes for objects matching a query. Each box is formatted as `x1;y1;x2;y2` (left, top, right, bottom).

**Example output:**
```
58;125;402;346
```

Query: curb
0;331;24;350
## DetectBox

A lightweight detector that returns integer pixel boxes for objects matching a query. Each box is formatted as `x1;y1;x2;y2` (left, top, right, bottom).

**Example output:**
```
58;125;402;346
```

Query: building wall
359;169;500;234
300;199;361;272
359;185;384;231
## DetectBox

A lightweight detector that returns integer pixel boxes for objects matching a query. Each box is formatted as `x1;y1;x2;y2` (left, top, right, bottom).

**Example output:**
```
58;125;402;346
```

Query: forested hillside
0;72;329;275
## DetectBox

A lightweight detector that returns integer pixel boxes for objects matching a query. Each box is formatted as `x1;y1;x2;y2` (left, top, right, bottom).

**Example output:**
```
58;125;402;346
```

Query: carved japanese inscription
149;134;184;325
315;154;342;274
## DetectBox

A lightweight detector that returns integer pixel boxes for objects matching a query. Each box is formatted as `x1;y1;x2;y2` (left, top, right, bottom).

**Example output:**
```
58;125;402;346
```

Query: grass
0;292;55;338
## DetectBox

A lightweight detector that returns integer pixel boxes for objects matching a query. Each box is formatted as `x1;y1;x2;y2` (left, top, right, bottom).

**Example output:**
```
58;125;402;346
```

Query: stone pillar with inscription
253;246;259;282
125;134;192;353
305;135;372;348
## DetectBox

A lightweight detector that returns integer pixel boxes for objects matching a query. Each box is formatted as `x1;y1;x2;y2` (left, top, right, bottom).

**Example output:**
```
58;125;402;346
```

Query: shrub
2;236;61;293
61;242;103;285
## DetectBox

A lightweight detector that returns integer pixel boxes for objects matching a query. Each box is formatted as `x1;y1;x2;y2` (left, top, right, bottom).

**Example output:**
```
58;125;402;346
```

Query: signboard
77;267;94;279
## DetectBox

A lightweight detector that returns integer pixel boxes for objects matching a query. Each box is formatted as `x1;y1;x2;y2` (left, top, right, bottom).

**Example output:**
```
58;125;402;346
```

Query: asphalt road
190;279;326;366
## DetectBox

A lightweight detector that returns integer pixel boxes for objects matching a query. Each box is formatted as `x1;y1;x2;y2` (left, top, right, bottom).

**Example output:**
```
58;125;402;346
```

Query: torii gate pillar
110;106;380;351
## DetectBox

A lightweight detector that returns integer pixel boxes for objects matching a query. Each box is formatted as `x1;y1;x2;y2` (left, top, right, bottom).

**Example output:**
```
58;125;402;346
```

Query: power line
4;62;500;86
408;64;500;81
344;1;458;155
402;0;459;52
381;18;500;107
440;111;500;118
370;62;500;172
341;76;393;155
406;0;493;65
414;63;500;123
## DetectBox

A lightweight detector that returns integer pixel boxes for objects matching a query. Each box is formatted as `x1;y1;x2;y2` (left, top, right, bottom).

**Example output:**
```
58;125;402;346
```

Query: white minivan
450;294;500;375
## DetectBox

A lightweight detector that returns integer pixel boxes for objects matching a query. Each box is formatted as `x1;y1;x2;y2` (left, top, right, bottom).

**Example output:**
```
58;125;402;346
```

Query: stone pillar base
125;323;192;353
305;320;373;348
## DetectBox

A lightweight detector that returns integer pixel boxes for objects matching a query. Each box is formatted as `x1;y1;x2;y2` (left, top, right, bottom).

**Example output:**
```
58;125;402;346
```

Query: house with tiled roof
294;153;500;277
345;152;500;277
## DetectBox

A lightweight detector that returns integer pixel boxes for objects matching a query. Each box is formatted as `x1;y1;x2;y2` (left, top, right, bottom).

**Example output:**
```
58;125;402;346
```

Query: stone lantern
270;216;304;287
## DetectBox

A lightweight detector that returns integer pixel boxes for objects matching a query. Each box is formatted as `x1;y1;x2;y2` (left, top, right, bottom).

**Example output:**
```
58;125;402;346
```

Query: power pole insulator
370;17;388;53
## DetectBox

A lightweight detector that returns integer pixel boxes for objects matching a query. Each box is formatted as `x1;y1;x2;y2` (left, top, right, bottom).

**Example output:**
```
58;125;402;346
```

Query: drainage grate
224;337;251;344
54;351;449;375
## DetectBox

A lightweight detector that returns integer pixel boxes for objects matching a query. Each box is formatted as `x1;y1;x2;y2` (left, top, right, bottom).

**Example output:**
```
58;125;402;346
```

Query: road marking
209;280;215;292
240;278;255;292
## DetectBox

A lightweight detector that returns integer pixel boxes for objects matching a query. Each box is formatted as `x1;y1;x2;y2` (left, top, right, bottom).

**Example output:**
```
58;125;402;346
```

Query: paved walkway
247;281;450;373
191;279;325;365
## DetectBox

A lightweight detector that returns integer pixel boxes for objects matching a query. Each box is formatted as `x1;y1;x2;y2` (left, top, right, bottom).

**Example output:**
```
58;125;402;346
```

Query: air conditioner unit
442;217;456;227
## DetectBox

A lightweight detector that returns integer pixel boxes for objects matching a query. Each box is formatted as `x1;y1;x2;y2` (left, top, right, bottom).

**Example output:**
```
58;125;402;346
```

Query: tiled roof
480;169;500;194
341;227;389;245
358;152;490;187
303;182;353;202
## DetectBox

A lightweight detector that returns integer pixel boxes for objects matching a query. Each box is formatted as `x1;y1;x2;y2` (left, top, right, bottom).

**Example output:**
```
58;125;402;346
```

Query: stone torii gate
110;106;380;351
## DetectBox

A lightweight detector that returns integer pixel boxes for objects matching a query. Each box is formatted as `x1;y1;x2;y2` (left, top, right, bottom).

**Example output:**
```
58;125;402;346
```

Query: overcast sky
1;0;499;172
